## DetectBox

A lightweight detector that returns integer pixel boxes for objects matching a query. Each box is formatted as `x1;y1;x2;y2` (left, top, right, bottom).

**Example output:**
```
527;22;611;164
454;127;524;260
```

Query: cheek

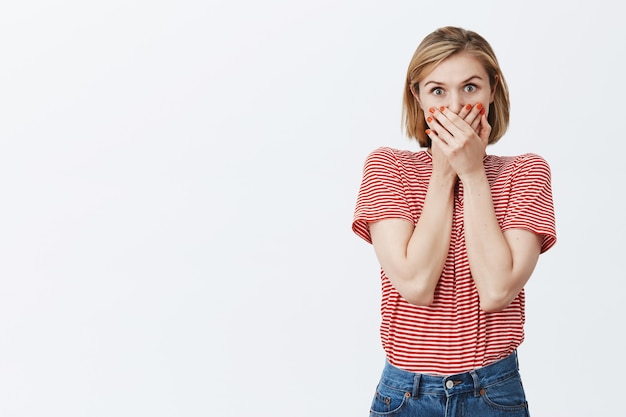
417;95;434;112
478;93;492;114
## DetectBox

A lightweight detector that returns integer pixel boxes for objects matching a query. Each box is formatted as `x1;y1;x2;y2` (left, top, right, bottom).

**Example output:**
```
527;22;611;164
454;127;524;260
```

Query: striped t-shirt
352;147;557;375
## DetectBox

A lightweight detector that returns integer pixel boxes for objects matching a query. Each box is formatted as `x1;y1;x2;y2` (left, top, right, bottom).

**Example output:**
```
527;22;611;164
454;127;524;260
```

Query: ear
490;75;499;103
410;83;423;110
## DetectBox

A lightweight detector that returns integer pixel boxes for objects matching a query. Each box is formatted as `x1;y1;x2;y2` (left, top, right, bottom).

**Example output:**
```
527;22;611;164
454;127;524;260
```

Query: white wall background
0;1;623;416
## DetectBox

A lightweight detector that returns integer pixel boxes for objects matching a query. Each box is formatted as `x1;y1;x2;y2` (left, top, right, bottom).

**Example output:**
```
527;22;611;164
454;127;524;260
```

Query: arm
461;171;542;312
426;106;545;312
369;148;456;306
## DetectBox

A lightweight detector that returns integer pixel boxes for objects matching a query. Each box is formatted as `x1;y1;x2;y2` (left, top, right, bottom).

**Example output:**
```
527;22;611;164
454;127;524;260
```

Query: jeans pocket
369;382;410;416
480;373;529;412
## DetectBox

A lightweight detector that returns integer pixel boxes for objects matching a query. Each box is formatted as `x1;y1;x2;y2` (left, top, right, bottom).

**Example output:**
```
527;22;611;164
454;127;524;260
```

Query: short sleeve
352;147;414;244
502;153;557;253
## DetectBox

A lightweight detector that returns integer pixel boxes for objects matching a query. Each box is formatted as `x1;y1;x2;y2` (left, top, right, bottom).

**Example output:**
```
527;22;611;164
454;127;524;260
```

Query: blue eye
431;87;444;96
464;84;477;93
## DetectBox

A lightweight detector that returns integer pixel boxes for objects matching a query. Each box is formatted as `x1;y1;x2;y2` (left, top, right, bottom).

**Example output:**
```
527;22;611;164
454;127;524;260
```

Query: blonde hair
402;26;510;147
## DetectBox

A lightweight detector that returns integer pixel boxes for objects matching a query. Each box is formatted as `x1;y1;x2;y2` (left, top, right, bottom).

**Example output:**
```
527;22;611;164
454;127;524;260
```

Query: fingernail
429;107;435;114
425;129;432;135
465;104;472;110
480;108;486;115
439;106;446;111
476;103;483;110
426;116;432;123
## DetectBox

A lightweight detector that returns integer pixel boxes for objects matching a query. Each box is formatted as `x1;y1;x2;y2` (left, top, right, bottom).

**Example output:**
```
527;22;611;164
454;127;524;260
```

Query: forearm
397;173;455;304
461;171;514;312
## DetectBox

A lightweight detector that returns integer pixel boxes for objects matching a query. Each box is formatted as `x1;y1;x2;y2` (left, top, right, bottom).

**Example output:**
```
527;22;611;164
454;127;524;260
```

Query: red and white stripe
353;147;556;375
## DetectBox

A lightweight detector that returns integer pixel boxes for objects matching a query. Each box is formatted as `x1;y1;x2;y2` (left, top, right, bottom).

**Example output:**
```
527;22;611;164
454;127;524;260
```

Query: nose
447;93;464;114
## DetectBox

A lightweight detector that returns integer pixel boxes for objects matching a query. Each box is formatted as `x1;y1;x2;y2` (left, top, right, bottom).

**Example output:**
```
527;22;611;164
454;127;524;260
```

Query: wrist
430;170;457;190
458;169;488;188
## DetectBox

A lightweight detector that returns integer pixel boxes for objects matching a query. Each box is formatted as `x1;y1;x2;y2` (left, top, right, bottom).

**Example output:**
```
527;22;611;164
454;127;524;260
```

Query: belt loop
412;373;421;399
470;370;481;397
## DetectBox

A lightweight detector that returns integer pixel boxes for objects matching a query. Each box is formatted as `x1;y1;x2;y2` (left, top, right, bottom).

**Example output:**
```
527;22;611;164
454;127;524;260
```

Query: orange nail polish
426;116;432;123
429;107;435;114
425;129;431;135
439;106;445;111
480;108;486;115
476;103;483;110
465;104;472;110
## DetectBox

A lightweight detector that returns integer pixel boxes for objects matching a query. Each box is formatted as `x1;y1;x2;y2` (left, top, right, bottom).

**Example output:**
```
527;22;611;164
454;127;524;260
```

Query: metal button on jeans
445;380;454;389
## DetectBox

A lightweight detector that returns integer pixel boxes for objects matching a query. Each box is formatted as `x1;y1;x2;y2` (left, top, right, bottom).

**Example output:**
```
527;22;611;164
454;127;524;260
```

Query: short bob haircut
402;26;510;147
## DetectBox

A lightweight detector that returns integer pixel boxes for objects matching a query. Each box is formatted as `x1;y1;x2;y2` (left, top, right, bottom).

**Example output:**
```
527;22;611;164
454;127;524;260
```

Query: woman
352;26;556;417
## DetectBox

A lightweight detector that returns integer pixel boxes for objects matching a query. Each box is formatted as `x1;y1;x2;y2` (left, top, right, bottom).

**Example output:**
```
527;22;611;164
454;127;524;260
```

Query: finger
463;103;482;128
470;111;481;132
434;106;467;138
426;112;455;144
425;127;450;148
457;103;472;120
478;113;492;142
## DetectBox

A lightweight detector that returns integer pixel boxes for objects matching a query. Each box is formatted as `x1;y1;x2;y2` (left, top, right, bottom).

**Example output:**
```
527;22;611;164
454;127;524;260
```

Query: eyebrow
423;75;484;87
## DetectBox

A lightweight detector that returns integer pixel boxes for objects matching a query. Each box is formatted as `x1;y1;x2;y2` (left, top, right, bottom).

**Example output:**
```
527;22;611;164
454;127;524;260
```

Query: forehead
420;52;488;85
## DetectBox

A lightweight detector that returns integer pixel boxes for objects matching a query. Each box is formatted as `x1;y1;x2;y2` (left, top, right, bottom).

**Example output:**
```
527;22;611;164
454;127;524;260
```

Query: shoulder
514;153;550;169
363;146;427;169
365;146;403;162
488;153;552;178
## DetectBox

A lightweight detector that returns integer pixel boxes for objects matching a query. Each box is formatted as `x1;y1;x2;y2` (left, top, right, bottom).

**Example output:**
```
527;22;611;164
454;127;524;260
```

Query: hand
428;131;456;182
425;104;491;179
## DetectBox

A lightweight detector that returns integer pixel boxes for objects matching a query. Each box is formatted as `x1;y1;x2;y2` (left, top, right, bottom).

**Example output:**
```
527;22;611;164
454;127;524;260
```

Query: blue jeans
369;351;530;417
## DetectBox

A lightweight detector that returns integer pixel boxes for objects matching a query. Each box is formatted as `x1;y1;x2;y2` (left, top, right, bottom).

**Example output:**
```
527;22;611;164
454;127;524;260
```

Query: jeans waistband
380;351;520;398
